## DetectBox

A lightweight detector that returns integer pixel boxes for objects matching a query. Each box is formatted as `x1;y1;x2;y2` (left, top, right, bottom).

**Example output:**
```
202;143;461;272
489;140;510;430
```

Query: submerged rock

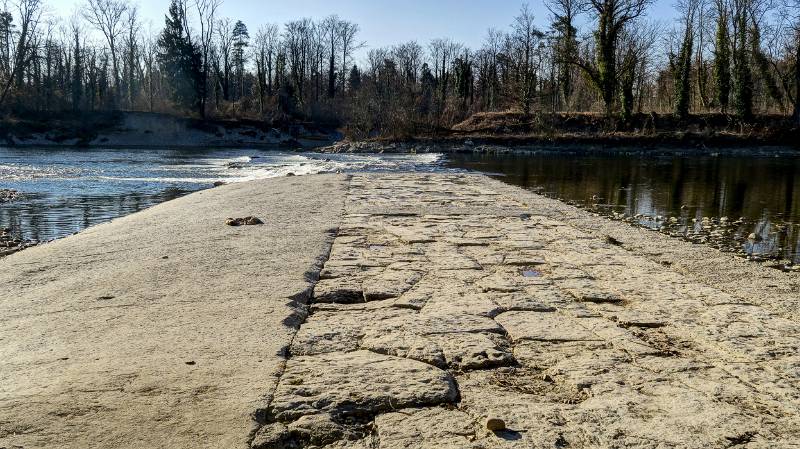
0;189;19;203
0;226;36;257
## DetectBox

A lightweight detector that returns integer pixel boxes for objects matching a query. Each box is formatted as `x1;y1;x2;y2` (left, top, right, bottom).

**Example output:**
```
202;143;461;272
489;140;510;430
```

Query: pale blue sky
48;0;678;59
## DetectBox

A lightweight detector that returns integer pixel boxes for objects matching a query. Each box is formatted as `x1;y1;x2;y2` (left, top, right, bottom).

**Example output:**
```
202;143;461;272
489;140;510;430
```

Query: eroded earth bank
3;173;800;448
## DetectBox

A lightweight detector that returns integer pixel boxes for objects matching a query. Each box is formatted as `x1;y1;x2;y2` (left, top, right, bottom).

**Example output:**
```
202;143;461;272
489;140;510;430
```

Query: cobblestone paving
251;174;800;449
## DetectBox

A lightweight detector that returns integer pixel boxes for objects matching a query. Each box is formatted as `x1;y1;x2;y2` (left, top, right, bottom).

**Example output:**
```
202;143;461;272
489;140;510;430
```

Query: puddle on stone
522;268;542;278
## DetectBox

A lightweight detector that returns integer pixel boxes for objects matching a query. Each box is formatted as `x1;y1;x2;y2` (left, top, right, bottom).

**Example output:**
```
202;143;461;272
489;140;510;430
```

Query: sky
47;0;679;60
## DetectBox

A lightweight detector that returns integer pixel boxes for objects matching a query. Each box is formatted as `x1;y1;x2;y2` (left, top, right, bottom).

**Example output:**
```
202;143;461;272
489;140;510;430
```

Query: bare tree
194;0;220;117
547;0;584;110
339;20;362;92
253;23;278;113
321;15;341;98
672;0;701;119
0;0;43;107
618;19;659;120
215;18;234;101
513;3;544;114
284;18;313;102
783;0;800;122
83;0;127;107
393;41;423;85
579;0;654;116
141;27;157;112
122;6;139;109
429;37;461;116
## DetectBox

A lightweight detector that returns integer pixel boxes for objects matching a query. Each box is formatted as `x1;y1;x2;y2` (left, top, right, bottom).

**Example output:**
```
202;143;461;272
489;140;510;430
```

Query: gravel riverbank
0;190;37;257
319;139;799;156
0;188;19;203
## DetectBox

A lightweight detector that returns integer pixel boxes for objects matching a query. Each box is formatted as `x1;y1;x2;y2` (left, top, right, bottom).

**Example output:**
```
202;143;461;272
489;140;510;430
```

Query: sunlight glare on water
0;148;447;242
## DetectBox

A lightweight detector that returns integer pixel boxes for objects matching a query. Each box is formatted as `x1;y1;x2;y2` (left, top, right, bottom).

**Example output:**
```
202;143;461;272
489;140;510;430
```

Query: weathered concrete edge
245;177;350;447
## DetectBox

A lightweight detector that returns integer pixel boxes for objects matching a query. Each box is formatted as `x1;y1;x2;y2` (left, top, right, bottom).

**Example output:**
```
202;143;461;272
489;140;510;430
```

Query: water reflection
1;189;191;242
447;152;800;265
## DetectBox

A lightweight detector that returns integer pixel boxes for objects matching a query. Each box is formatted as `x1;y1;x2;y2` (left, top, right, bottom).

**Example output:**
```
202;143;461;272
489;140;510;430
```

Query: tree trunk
110;39;119;109
795;41;800;125
597;11;617;118
327;51;335;98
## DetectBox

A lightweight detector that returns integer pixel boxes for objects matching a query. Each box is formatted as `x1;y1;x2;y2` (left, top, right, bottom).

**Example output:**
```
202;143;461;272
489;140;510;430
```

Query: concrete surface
3;172;800;448
0;175;347;448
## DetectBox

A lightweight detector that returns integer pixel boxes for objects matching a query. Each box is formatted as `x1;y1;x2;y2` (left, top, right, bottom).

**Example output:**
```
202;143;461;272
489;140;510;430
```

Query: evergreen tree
347;65;361;91
231;20;249;100
417;63;436;116
455;55;473;105
157;0;203;113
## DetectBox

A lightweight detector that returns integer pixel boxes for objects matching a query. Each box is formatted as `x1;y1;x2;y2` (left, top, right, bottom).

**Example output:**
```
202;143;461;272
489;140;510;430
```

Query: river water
2;147;799;265
447;151;800;266
0;148;446;243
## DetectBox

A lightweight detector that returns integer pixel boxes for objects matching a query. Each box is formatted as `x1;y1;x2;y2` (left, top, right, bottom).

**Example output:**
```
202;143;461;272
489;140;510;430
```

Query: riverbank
0;227;36;257
323;111;800;154
0;190;36;257
0;111;335;149
321;139;799;156
3;111;798;152
2;173;799;448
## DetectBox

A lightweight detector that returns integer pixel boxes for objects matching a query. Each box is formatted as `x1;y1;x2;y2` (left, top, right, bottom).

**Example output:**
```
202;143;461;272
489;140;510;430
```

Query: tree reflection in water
447;152;800;265
0;188;190;242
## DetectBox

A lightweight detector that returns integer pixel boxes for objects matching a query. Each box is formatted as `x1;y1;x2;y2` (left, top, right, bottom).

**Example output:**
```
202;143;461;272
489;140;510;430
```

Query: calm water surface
447;151;800;265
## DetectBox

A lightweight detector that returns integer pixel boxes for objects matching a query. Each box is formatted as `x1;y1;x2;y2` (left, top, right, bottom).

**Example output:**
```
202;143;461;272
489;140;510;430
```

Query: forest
0;0;798;138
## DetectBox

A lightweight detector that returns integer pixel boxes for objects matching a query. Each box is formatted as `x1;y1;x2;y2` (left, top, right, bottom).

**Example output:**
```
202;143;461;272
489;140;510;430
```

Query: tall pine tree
157;0;203;114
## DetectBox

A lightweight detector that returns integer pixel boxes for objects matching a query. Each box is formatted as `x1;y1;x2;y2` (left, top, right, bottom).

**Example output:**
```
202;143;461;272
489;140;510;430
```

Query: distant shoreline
320;139;800;156
0;111;335;150
1;110;797;152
